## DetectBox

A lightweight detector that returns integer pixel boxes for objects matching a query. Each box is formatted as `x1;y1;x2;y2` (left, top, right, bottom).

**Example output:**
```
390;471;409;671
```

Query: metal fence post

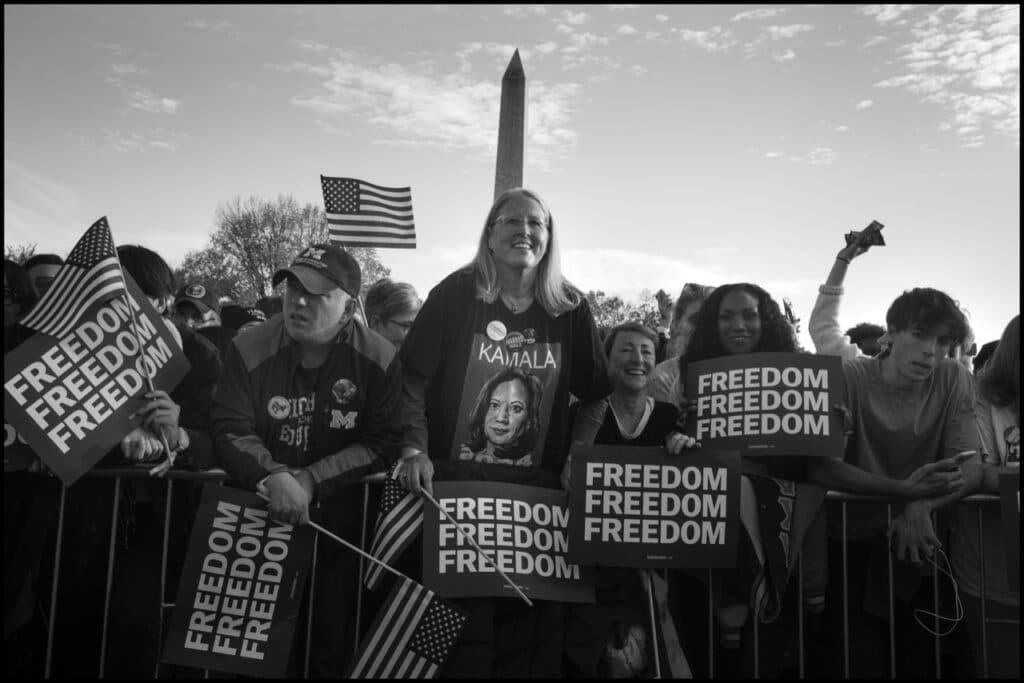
98;476;123;677
44;485;67;680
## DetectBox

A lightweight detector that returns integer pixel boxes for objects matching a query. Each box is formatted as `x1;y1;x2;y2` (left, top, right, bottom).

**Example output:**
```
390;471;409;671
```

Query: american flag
321;175;416;249
364;462;424;590
20;217;127;339
348;576;467;678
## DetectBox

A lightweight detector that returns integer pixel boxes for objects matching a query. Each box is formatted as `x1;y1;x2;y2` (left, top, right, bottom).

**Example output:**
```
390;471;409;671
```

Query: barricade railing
22;468;1013;679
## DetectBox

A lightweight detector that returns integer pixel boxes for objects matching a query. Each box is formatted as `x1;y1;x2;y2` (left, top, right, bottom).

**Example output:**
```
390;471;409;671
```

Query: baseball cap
272;243;361;298
174;283;220;314
221;304;267;331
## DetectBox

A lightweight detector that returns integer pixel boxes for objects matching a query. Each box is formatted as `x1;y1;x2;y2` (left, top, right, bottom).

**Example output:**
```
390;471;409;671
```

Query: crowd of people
3;186;1019;679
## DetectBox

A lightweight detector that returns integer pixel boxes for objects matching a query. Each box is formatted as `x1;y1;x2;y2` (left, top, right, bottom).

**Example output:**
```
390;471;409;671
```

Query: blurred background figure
22;253;63;298
3;259;36;344
844;322;885;357
973;339;999;376
172;283;220;330
255;294;283;319
649;283;716;407
220;304;267;334
364;278;421;351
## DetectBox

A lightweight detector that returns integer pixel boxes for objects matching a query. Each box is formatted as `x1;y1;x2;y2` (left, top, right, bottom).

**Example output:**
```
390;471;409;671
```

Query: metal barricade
25;468;1014;679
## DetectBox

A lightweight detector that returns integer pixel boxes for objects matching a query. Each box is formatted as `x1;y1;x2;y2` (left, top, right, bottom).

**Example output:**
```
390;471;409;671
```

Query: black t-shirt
593;399;680;447
400;268;611;474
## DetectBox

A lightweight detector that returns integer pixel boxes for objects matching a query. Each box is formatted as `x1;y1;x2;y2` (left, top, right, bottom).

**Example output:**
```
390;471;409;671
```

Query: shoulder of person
231;314;287;371
341;318;397;371
430;267;476;299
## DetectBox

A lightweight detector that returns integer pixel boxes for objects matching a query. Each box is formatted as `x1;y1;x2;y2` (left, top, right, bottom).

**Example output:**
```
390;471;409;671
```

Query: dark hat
174;283;220;314
220;305;267;331
272;244;360;298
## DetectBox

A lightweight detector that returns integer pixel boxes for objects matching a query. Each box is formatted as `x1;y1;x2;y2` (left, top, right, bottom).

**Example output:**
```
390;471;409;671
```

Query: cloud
562;10;589;25
764;151;782;158
833;124;850;132
606;5;639;10
534;42;558;54
563;248;731;302
765;24;814;40
282;47;582;170
773;49;796;62
858;5;917;24
656;14;668;23
856;99;874;109
111;63;150;76
124;88;180;114
502;6;548;18
102;127;187;152
672;26;736;52
789;146;838;165
184;19;238;33
872;4;1019;145
617;24;638;35
3;159;85;251
733;8;788;22
627;65;647;77
861;35;889;49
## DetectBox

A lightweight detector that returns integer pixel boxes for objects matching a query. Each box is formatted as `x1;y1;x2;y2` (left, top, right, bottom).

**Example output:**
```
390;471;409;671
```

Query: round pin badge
486;320;507;341
267;396;290;419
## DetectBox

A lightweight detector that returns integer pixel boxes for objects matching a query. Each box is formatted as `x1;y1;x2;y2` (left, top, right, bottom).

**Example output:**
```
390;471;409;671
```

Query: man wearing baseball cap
211;243;402;675
172;282;221;329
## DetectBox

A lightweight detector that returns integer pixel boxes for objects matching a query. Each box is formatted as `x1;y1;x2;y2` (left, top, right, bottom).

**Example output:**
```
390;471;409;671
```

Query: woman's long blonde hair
469;187;581;317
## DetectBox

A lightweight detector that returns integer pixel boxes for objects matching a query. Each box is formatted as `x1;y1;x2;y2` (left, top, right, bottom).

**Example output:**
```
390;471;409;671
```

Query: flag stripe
20;269;86;326
337;177;409;195
44;280;130;340
21;250;126;338
333;241;417;249
326;224;417;236
321;175;416;250
359;194;413;209
327;213;415;225
353;579;430;677
365;495;423;588
25;265;123;333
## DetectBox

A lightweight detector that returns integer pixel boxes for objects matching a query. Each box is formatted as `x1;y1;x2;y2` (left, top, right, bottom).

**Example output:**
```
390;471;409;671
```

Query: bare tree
4;243;37;265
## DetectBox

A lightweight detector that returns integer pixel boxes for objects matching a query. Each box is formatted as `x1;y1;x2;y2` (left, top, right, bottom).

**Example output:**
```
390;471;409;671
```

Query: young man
808;283;982;677
211;243;402;676
172;282;221;329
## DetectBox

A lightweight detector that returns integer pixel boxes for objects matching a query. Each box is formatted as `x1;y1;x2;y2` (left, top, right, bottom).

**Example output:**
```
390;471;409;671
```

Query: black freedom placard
161;484;315;677
685;352;844;458
423;481;595;603
566;445;741;568
998;469;1020;593
3;274;190;486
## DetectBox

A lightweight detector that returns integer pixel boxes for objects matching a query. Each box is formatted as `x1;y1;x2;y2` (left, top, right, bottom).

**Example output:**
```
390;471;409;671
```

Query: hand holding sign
664;431;701;455
136;389;181;444
840;219;886;262
265;472;312;525
121;426;164;463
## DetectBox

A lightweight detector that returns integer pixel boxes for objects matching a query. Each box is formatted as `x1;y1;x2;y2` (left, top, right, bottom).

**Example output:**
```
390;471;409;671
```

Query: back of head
973;340;999;375
116;244;176;301
364;278;421;323
683;282;798;365
4;258;37;331
885;287;969;344
24;253;65;270
977;314;1020;410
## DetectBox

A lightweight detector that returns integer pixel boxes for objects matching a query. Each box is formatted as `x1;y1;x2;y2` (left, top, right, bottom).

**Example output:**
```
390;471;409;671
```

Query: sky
4;4;1020;348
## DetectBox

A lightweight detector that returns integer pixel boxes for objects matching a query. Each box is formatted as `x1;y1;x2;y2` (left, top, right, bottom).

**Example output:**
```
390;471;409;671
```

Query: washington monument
494;49;526;199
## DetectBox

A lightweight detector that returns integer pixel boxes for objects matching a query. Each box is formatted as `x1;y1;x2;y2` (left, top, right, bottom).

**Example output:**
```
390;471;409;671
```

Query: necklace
501;291;534;313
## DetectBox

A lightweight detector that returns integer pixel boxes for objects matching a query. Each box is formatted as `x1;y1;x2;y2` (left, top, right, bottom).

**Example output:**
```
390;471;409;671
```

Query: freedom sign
3;274;189;486
998;469;1019;593
423;481;595;603
685;352;844;458
161;484;315;677
566;445;741;568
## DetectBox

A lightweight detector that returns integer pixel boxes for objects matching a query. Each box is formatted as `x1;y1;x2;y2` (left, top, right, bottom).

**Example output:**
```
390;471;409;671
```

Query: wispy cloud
562;10;590;25
655;14;669;23
765;24;814;40
102;127;189;152
3;159;84;249
773;49;796;62
858;5;918;25
502;6;548;18
861;35;889;49
563;248;731;302
856;99;874;109
833;124;850;132
733;8;789;22
606;5;639;10
671;26;736;53
617;24;638;36
123;88;180;114
280;46;582;170
872;4;1019;146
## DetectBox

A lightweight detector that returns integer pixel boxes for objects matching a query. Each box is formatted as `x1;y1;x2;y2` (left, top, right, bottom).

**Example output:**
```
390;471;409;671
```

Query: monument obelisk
494;49;526;199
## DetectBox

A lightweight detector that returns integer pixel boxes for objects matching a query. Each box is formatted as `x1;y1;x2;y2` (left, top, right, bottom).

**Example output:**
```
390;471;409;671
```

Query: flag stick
420;490;533;607
645;570;662;679
255;492;410;583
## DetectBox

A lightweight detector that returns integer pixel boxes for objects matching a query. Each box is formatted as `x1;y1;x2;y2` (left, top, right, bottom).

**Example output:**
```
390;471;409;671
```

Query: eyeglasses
493;215;546;231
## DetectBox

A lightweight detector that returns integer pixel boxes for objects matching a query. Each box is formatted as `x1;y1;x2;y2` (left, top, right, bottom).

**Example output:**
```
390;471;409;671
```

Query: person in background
220;303;267;334
3;259;36;345
972;339;998;376
22;253;63;298
397;187;610;677
949;314;1019;679
649;283;715;407
171;283;220;330
255;294;283;319
364;278;421;351
844;321;885;356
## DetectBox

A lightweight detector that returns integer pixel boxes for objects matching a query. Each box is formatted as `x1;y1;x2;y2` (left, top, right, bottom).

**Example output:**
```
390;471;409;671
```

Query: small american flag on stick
321;175;416;249
364;462;424;591
348;576;467;679
20;216;127;339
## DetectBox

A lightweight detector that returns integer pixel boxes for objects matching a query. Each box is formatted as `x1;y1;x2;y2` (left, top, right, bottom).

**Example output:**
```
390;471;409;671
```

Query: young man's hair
24;253;65;270
603;321;659;358
884;287;969;344
845;322;885;346
116;245;176;300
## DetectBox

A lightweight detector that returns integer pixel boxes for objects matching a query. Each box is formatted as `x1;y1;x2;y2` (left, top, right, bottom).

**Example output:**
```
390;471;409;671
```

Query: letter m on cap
303;248;326;260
